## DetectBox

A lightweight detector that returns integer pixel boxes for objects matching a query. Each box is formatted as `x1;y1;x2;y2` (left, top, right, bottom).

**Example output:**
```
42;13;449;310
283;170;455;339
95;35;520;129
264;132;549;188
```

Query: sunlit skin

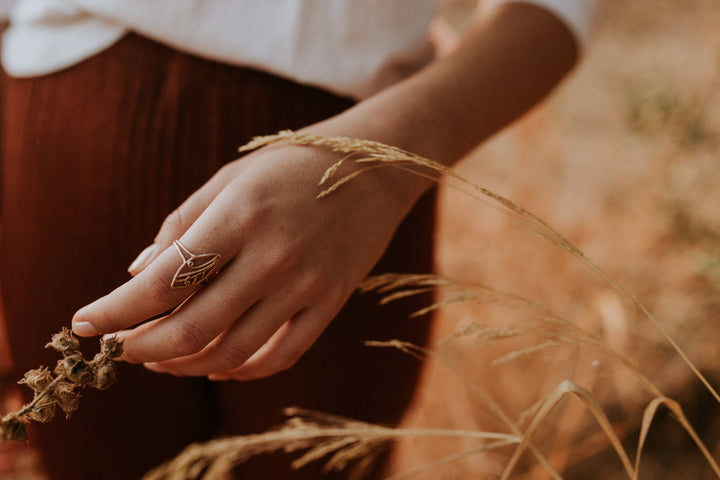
72;4;579;381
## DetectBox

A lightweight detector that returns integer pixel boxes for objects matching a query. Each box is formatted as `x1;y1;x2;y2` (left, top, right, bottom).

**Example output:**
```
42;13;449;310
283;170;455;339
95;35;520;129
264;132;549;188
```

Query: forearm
308;3;580;199
69;3;584;381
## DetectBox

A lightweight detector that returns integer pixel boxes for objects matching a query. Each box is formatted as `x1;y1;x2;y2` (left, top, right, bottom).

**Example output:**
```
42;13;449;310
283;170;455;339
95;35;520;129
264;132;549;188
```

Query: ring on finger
170;240;221;289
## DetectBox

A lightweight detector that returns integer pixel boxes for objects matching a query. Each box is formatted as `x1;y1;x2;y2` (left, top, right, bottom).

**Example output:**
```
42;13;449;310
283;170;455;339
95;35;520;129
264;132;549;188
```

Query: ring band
170;240;221;289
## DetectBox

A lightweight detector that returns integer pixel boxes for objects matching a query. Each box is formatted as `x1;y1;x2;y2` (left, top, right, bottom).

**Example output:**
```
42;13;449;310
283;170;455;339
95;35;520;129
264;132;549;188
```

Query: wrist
292;138;432;218
297;122;437;211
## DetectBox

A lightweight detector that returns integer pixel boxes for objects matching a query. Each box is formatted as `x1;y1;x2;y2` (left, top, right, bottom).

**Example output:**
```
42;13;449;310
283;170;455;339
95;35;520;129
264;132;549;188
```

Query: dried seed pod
93;362;117;391
52;381;81;418
100;335;124;359
27;401;57;424
88;353;117;390
0;413;29;443
55;354;93;385
45;327;80;356
18;367;54;392
91;353;106;365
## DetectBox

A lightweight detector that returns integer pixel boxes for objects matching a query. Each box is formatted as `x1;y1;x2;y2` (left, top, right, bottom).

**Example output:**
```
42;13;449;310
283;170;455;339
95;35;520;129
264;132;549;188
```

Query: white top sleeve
484;0;599;49
2;0;599;98
2;0;442;99
0;0;14;19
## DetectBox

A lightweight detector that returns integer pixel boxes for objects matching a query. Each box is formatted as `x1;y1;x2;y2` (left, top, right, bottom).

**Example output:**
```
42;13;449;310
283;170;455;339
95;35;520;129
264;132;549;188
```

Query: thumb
127;167;234;276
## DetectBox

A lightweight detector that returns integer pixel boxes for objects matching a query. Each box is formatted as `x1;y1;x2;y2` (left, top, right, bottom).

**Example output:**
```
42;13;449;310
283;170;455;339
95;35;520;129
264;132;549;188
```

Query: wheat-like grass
366;337;720;478
146;132;718;479
633;396;719;479
149;337;720;479
499;381;720;480
142;407;523;480
363;273;662;397
382;441;519;480
241;130;719;405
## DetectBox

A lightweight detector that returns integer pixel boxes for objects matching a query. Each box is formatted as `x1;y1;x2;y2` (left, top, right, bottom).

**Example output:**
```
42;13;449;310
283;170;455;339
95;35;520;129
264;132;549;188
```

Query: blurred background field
387;0;720;478
2;0;720;478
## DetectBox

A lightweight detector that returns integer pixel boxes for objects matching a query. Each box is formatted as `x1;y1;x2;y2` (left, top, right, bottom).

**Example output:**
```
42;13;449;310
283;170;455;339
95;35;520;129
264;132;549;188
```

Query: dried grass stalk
633;397;720;479
240;130;719;404
498;380;720;480
367;340;564;480
141;132;720;478
365;273;662;397
143;407;522;480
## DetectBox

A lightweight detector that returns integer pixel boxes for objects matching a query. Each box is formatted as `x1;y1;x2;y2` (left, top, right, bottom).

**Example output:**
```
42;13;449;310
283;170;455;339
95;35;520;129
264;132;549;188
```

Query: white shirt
2;0;597;99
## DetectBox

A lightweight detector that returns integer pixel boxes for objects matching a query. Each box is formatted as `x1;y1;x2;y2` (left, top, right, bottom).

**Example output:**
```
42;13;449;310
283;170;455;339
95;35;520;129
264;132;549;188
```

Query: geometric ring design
170;240;221;289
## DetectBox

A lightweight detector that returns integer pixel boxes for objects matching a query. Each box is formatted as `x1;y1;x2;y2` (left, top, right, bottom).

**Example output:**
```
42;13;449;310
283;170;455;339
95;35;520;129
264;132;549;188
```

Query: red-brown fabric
1;34;435;479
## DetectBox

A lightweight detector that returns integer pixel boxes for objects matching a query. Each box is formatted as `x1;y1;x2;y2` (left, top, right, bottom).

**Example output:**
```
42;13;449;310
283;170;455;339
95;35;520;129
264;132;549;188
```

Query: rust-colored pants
0;35;435;479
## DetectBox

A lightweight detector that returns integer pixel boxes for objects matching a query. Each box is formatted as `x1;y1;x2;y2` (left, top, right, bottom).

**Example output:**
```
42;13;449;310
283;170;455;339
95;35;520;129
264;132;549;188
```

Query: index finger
71;238;224;336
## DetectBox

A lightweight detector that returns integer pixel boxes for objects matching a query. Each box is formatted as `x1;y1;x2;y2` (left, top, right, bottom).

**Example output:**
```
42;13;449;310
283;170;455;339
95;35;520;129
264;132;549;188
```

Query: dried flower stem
15;376;64;418
0;327;123;442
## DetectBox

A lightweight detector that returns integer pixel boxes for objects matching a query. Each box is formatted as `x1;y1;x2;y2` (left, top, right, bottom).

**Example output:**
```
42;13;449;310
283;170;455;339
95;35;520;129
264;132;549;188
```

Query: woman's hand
71;1;580;380
71;140;421;380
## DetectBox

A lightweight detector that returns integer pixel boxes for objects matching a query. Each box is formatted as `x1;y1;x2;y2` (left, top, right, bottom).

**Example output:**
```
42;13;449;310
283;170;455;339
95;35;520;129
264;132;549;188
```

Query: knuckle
318;279;350;308
217;162;239;181
160;209;181;231
213;342;251;370
119;345;141;364
294;270;324;299
141;269;182;307
167;320;208;356
159;207;188;238
264;248;299;276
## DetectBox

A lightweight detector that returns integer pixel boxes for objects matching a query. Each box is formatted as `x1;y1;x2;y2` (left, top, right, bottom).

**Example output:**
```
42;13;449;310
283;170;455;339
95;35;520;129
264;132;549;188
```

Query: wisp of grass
243;130;719;405
145;132;720;479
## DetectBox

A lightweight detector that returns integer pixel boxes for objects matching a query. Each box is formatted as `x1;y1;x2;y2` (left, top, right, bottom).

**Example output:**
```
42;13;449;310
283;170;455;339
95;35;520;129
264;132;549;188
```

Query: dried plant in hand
0;328;122;442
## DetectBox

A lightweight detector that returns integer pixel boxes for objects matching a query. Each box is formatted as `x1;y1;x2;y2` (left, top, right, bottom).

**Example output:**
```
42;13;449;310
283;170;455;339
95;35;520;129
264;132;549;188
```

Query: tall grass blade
240;130;720;404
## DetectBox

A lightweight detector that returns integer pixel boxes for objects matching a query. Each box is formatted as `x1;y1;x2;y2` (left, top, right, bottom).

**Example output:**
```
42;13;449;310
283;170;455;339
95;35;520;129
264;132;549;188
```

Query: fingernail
207;373;229;381
73;321;102;337
128;244;158;274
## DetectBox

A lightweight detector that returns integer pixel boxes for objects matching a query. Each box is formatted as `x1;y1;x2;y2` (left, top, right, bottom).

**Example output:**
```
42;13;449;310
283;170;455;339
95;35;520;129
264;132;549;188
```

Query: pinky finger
208;304;336;381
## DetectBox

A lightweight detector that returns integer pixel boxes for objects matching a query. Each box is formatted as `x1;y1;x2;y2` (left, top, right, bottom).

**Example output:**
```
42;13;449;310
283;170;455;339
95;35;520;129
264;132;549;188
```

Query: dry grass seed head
169;131;720;478
242;130;720;403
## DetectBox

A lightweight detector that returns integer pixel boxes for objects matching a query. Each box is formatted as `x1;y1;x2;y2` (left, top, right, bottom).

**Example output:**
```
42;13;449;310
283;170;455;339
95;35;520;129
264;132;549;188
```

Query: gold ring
170;240;221;289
